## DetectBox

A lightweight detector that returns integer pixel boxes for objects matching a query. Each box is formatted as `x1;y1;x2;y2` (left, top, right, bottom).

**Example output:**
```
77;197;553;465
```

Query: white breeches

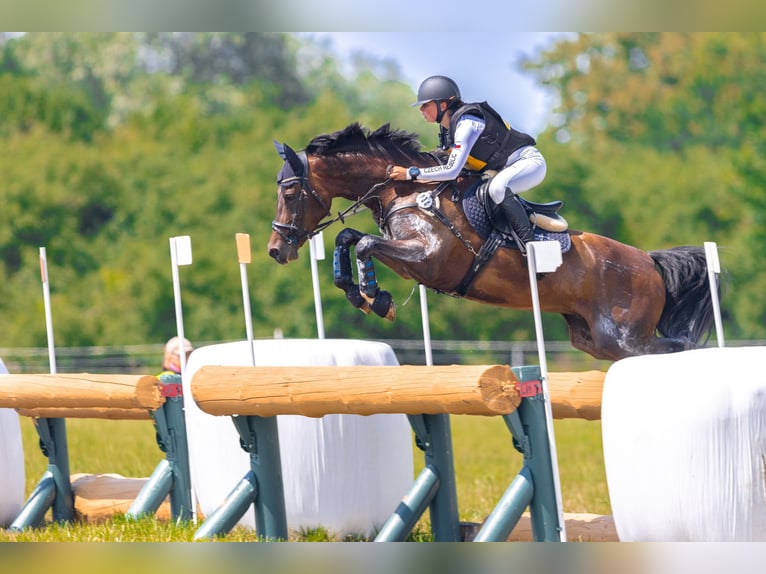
487;145;547;204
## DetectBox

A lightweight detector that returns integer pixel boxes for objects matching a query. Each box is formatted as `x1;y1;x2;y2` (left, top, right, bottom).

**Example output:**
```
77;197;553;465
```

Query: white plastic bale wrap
0;358;25;526
602;347;766;541
182;339;414;538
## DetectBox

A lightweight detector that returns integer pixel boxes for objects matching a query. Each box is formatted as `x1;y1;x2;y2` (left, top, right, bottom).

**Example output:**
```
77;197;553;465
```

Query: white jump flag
235;233;257;366
704;241;725;348
39;247;58;375
526;240;566;542
169;235;192;378
308;232;326;339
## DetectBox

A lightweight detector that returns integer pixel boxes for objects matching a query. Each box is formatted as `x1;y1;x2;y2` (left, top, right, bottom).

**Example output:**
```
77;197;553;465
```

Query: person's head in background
162;336;194;374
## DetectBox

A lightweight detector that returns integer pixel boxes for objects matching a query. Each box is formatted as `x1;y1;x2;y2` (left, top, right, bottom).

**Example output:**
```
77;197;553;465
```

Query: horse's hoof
363;291;396;321
345;285;371;314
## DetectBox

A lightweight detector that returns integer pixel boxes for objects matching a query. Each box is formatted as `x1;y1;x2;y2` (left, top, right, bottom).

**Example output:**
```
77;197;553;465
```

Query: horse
267;123;716;362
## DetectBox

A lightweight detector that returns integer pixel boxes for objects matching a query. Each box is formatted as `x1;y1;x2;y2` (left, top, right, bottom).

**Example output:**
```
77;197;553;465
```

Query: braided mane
305;123;429;164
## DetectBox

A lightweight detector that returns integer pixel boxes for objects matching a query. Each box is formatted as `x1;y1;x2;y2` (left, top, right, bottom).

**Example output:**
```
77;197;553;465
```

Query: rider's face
420;101;439;123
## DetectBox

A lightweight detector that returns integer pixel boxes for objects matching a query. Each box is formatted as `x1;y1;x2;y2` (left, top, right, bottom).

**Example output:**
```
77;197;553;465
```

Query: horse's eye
281;188;299;201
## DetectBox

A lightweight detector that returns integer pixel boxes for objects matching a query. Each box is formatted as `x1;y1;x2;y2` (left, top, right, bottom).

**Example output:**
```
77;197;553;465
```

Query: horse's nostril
268;248;280;260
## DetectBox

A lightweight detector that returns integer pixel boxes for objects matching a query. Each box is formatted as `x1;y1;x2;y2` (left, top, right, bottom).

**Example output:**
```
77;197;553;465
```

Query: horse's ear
273;139;287;159
282;143;305;178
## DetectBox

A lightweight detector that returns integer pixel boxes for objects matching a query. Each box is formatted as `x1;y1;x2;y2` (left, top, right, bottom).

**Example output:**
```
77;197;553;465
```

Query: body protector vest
444;101;536;172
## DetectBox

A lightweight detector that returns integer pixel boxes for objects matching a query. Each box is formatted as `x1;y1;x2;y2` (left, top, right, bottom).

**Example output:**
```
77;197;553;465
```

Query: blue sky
299;32;571;137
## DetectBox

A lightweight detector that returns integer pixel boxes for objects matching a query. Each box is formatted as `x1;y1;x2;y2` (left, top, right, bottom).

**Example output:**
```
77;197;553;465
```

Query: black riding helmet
412;75;462;122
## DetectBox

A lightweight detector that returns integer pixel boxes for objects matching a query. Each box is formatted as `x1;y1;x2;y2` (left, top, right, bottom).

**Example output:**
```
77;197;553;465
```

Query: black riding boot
498;191;535;255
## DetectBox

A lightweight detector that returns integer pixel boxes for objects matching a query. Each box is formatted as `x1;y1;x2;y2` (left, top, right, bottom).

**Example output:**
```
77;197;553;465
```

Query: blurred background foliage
0;32;763;353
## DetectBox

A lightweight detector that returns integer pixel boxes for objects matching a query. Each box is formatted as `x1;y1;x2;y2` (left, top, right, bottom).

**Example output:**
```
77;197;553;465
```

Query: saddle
473;180;569;235
460;179;571;254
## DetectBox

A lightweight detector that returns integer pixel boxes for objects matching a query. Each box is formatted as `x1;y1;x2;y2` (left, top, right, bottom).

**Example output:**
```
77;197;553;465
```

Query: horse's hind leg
565;312;693;362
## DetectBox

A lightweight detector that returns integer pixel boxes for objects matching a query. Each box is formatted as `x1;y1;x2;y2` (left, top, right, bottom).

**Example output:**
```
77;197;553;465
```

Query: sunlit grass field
1;412;609;542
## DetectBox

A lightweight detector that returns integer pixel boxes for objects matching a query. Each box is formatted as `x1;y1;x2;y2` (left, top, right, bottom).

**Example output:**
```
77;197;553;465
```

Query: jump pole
308;232;326;339
235;233;257;365
192;234;288;541
524;240;566;541
704;241;725;347
169;236;193;377
11;248;74;529
470;241;567;542
168;235;197;522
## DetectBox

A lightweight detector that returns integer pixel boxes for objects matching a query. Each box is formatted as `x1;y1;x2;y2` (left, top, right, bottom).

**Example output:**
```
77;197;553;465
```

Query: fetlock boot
498;191;535;255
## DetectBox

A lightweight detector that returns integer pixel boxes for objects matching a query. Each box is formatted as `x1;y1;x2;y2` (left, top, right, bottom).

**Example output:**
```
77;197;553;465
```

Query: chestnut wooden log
192;364;521;417
0;374;164;416
507;512;618;542
70;473;172;523
15;407;152;420
547;370;605;421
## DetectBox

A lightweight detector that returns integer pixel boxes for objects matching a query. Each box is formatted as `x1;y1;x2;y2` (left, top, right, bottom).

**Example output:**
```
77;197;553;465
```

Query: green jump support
375;413;461;542
193;414;288;541
11;373;194;531
473;365;563;542
128;373;193;522
10;417;73;531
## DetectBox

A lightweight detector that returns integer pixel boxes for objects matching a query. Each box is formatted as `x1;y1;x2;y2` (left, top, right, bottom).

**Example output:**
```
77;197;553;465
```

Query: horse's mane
305;122;429;164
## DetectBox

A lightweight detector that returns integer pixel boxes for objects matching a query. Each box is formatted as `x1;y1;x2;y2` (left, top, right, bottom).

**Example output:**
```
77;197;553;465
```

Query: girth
380;181;502;298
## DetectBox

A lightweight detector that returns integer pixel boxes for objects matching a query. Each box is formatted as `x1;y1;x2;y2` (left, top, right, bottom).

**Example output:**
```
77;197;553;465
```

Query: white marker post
308;232;326;339
526;240;567;542
704;241;725;348
169;236;193;378
235;233;256;366
168;235;195;522
419;285;434;366
39;248;58;376
38;247;72;521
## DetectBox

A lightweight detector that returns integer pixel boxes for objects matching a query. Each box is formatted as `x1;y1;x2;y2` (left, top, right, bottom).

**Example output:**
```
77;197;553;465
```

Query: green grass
2;412;609;542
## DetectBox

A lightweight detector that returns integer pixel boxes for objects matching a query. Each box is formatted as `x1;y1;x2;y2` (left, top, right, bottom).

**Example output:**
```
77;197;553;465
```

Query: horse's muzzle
268;247;287;264
267;241;299;264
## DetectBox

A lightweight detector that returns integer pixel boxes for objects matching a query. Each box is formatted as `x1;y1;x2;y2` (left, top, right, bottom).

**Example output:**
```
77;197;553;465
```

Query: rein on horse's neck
311;178;393;237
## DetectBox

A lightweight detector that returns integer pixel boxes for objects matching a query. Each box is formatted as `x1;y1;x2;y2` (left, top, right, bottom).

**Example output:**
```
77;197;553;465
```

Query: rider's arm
414;115;485;181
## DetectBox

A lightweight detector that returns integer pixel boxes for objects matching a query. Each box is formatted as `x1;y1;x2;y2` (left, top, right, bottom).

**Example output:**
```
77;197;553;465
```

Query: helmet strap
435;98;460;124
435;100;446;123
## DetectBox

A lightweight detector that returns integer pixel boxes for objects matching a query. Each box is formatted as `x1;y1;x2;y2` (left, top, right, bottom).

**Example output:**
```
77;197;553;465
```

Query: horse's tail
649;245;716;345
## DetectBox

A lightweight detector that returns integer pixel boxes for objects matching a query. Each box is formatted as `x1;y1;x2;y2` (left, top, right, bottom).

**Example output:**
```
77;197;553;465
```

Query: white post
703;241;725;348
39;248;57;375
308;232;326;339
169;236;193;378
235;233;257;366
168;235;196;522
418;285;433;366
526;241;567;542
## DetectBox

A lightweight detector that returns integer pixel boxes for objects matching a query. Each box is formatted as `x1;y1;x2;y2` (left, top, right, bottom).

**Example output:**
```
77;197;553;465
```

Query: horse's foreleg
333;229;372;314
356;256;395;320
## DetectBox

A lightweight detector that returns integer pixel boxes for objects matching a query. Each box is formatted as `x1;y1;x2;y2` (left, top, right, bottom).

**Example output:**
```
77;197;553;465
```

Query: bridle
271;151;332;247
271;150;392;246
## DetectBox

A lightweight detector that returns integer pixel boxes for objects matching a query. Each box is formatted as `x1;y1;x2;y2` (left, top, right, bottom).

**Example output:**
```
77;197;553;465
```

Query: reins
272;147;393;245
311;178;393;238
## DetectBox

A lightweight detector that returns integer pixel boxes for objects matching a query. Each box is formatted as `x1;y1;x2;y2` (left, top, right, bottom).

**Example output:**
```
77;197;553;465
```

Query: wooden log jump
191;364;522;417
191;365;606;420
547;370;605;421
0;373;164;419
2;372;193;529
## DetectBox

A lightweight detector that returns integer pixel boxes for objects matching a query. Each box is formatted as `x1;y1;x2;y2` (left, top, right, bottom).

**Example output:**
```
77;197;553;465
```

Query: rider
388;75;546;255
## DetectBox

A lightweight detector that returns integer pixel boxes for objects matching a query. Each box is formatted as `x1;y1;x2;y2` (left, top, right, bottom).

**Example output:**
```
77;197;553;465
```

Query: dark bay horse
267;123;715;362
